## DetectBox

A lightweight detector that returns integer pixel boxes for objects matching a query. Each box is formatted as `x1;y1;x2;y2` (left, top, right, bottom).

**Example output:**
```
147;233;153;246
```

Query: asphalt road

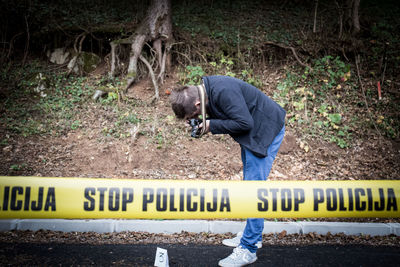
1;242;400;266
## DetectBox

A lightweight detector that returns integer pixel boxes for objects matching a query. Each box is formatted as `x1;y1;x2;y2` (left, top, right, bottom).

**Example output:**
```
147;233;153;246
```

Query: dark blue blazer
203;76;286;157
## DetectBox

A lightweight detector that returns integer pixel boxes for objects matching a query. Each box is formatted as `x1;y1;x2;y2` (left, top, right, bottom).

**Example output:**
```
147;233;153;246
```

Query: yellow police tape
0;176;399;219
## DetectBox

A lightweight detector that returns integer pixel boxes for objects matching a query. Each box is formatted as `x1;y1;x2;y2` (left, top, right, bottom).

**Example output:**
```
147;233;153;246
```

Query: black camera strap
197;83;207;137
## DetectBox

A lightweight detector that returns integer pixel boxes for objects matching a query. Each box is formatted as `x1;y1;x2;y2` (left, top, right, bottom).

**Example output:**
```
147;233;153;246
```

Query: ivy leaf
328;113;342;124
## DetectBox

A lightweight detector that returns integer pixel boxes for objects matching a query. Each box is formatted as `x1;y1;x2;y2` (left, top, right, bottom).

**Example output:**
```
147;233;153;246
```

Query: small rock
278;230;287;239
47;48;70;64
2;146;12;153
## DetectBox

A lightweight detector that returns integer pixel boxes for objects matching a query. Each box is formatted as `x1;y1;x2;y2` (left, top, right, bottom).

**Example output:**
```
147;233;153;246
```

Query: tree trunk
345;0;353;26
109;0;173;100
352;0;360;35
344;0;361;36
313;0;319;33
335;0;344;39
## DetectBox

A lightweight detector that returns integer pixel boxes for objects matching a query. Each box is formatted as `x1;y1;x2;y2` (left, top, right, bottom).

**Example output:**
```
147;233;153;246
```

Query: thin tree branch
22;15;30;67
264;41;312;70
7;32;23;61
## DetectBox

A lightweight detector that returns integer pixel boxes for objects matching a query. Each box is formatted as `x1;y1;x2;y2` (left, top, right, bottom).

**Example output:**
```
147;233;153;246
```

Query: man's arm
209;86;254;135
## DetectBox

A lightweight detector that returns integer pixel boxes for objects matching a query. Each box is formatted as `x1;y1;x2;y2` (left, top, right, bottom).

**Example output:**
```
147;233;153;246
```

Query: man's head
170;85;201;119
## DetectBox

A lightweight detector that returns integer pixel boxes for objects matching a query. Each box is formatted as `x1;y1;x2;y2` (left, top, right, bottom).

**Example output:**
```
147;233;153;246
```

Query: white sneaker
218;246;257;267
222;232;262;249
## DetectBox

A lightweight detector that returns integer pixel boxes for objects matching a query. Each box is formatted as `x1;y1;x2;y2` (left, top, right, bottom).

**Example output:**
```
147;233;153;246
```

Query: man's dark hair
170;85;198;119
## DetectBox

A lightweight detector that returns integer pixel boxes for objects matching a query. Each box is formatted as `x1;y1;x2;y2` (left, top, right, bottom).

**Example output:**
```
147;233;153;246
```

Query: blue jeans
239;125;285;253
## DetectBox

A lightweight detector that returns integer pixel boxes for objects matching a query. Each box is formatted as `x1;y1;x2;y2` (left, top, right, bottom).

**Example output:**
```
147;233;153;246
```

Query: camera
188;118;203;138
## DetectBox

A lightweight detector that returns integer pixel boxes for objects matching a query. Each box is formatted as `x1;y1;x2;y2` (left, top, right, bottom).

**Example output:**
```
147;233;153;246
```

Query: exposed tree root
67;32;87;76
107;0;173;102
139;54;159;102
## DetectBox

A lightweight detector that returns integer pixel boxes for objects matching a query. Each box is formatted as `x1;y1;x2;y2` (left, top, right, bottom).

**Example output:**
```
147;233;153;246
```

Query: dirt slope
2;75;399;181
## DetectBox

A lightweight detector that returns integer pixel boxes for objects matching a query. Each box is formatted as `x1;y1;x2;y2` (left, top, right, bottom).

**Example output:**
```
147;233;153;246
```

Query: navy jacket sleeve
209;85;254;134
203;75;286;158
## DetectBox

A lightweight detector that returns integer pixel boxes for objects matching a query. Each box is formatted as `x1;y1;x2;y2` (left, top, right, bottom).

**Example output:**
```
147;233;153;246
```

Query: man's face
184;101;201;120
